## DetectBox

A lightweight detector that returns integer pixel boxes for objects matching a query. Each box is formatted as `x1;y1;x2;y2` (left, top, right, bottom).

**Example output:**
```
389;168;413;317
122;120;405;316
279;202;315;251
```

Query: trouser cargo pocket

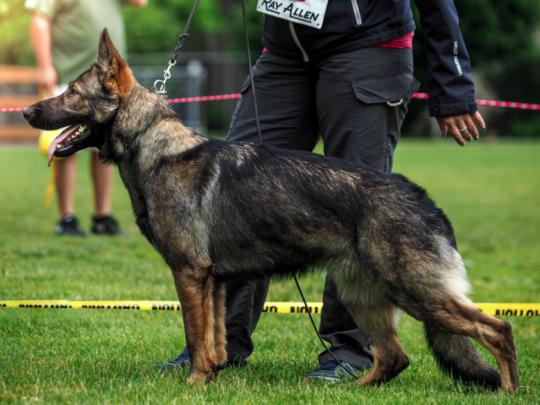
351;74;420;107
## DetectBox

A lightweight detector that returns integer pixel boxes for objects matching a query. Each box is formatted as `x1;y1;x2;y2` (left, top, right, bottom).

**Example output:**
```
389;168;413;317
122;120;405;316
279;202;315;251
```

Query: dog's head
24;29;134;165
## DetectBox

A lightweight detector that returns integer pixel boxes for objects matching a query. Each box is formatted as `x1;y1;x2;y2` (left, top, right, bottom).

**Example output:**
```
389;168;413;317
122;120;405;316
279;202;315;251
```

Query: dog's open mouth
47;124;92;166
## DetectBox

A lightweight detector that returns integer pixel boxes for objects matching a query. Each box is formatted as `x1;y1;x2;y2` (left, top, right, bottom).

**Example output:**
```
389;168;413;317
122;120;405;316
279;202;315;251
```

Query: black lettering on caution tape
291;305;320;314
18;304;70;309
262;305;278;313
151;304;181;311
80;304;141;310
495;309;539;317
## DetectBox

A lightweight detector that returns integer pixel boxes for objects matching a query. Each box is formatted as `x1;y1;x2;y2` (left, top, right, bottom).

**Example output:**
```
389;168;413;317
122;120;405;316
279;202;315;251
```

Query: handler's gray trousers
224;47;419;368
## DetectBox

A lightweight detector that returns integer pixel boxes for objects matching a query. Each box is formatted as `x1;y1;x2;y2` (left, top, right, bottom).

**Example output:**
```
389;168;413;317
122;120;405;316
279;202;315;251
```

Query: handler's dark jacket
262;0;477;117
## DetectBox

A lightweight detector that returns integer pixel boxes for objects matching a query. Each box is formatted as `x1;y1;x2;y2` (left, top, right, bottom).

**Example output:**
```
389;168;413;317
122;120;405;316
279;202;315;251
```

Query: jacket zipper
288;21;309;62
351;0;362;25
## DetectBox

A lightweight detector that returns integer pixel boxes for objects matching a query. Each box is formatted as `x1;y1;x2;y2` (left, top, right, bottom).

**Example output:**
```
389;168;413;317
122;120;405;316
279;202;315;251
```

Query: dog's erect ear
97;28;133;99
98;28;124;72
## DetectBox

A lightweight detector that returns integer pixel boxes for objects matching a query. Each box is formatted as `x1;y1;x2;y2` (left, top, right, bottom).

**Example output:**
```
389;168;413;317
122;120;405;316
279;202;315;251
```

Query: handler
163;0;485;382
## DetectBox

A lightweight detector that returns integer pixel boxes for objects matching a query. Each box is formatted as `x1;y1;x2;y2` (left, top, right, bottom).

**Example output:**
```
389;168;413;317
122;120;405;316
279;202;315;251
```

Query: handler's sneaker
304;361;358;383
159;350;248;371
91;215;122;235
159;350;191;371
55;215;86;236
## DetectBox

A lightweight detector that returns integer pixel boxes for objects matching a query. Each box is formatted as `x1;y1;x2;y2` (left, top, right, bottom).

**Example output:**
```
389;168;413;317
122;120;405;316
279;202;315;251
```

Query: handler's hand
436;111;486;146
38;64;57;97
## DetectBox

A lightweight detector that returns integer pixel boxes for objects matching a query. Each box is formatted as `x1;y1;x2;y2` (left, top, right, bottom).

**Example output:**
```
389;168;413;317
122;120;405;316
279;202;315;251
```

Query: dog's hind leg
394;244;517;391
345;300;409;386
213;281;227;369
423;299;518;392
172;265;217;384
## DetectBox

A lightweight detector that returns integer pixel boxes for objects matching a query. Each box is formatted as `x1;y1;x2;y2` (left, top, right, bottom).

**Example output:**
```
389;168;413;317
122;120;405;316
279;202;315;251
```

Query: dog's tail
425;324;501;389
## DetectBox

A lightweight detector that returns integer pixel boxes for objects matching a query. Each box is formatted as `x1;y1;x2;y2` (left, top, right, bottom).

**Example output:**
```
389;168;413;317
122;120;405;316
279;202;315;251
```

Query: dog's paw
215;352;227;368
187;370;213;384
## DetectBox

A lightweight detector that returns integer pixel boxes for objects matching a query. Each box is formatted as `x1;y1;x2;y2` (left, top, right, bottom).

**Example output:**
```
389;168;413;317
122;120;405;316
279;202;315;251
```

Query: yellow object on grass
38;129;61;207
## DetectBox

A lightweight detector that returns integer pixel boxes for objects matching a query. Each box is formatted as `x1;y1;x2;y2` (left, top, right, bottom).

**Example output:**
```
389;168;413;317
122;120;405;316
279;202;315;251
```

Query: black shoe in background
91;215;123;235
158;349;248;372
55;215;86;236
159;349;191;371
304;361;360;383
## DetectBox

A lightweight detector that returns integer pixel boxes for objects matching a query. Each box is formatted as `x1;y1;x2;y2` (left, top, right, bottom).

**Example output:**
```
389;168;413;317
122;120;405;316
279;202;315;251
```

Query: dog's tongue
47;125;79;166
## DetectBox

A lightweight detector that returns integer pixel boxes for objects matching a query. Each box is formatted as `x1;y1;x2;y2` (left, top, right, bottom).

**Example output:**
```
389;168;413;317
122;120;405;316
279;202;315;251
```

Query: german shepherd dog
24;30;518;391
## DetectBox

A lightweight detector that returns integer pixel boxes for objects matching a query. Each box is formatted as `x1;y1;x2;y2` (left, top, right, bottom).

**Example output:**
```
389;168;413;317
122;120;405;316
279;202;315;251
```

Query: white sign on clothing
256;0;328;29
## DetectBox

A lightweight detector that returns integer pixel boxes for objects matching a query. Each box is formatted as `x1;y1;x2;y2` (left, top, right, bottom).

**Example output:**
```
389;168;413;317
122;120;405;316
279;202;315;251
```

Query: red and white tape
1;106;26;113
167;93;242;104
412;92;540;111
2;92;539;113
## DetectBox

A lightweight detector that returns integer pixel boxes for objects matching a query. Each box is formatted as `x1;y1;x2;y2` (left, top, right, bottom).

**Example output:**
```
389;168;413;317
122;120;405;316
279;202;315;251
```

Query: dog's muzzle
23;104;41;123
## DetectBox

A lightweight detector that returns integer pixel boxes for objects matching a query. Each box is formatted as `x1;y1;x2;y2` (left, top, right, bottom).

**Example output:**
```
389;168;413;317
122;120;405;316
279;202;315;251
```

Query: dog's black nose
23;105;40;121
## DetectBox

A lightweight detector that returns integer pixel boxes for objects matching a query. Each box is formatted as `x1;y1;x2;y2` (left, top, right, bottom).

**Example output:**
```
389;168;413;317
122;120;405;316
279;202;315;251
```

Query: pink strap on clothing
377;31;415;49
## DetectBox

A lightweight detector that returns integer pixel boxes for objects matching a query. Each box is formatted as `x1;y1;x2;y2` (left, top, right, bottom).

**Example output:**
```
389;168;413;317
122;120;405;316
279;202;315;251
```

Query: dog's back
171;140;450;276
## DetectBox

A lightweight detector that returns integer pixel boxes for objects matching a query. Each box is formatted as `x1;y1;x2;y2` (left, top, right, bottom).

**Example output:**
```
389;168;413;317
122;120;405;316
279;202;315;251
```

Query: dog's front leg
172;265;217;384
213;281;227;369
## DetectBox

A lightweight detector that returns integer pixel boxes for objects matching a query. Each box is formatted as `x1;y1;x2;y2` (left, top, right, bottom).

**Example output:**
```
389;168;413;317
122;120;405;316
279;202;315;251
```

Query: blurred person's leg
54;155;85;236
91;151;112;216
56;155;77;218
90;151;122;235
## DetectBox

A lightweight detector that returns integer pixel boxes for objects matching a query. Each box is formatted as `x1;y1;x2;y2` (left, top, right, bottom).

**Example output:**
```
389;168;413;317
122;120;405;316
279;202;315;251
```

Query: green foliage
454;0;540;63
225;0;265;54
411;0;540;84
484;49;540;136
463;0;540;136
123;0;227;54
0;0;33;65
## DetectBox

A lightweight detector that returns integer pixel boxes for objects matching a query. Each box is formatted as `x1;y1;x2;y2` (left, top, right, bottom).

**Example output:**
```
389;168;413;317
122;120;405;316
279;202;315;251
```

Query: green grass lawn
0;140;539;404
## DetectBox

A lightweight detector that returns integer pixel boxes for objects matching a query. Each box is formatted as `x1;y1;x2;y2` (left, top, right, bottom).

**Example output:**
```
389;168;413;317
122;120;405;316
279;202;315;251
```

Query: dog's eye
66;88;77;97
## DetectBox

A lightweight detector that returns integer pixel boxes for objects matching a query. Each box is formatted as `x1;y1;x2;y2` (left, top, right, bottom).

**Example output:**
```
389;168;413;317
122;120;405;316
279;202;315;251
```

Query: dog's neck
105;83;205;173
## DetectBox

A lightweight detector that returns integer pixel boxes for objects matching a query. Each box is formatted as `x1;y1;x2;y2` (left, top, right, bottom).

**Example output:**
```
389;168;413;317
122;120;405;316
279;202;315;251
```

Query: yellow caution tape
1;300;539;317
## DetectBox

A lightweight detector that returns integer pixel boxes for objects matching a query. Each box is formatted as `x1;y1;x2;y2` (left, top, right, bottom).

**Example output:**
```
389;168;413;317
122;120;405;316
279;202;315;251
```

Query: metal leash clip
154;58;177;95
